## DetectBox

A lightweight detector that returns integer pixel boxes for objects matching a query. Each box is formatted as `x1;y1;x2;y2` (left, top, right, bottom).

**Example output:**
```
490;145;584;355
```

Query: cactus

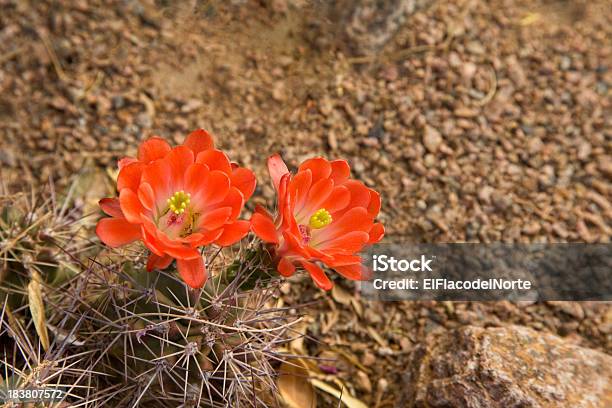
0;184;300;407
0;182;97;406
0;182;88;289
48;244;298;406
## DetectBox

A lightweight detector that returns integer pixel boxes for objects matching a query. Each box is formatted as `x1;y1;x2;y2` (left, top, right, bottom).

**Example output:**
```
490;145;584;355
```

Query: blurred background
0;0;610;406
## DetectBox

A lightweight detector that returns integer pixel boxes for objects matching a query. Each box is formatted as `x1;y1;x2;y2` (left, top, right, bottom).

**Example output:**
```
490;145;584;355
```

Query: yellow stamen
309;208;332;229
167;190;191;215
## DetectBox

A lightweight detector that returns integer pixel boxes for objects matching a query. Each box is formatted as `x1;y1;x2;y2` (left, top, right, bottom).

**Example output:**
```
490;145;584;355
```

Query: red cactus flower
251;154;384;290
96;129;256;288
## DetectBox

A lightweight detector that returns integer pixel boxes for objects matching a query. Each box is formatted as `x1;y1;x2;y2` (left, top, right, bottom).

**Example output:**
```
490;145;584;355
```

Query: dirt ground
0;0;610;406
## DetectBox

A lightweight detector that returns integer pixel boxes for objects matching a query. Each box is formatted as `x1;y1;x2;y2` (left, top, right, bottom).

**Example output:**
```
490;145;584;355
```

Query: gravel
0;0;610;405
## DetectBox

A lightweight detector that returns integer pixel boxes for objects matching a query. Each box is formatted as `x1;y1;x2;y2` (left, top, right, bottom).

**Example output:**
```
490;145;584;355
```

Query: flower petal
319;231;369;253
146;253;173;272
137;183;156;211
268;154;289;191
344;180;371;209
141;159;173;206
119;188;146;224
251;212;279;244
298;157;331;183
320;254;362;267
220;187;244;219
189;229;224;247
99;198;123;218
254;204;273;218
301;261;332;290
368;222;385;244
215;221;250;246
167;145;195;189
96;218;141;247
330;159;350;184
334;263;371;280
196;149;232;175
278;173;293;228
231;167;257;201
183;129;214;156
277;257;295;277
289;169;312;213
367;189;381;216
317;207;371;241
301;178;334;217
117;162;144;192
163;245;200;260
141;224;165;256
118;157;137;170
186;166;230;210
197;207;232;231
305;246;335;263
138;136;171;163
184;163;209;198
283;231;309;257
177;256;207;289
322;186;351;214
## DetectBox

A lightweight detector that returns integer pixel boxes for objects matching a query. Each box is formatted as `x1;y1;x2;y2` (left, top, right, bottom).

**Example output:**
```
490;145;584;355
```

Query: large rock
400;325;611;407
315;0;435;55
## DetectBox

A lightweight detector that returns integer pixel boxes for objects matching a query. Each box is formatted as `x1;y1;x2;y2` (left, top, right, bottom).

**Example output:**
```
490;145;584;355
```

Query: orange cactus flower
251;154;384;290
96;129;256;288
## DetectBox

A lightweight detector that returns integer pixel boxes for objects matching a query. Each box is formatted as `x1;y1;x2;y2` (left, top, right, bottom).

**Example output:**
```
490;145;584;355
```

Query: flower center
167;190;191;214
309;208;332;229
299;224;312;244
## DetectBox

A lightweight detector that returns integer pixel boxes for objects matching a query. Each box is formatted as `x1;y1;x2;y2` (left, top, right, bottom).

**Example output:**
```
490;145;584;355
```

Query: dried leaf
331;285;352;306
311;379;368;408
4;305;21;334
28;270;49;351
330;347;372;374
367;326;388;348
331;285;363;317
278;359;317;408
106;166;119;182
350;297;363;318
321;310;339;335
289;319;310;355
